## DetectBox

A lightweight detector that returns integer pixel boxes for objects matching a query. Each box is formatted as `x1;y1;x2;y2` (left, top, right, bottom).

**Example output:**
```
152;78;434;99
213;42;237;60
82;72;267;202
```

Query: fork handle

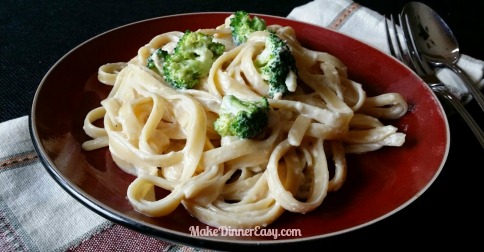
431;84;484;149
447;63;484;112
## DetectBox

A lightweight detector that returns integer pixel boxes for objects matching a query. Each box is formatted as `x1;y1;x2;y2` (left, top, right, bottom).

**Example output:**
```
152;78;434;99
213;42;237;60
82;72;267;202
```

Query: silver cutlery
384;13;484;149
402;1;484;112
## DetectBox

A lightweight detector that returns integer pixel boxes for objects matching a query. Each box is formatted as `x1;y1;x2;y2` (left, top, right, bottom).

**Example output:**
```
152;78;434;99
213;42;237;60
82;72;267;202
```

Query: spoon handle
431;84;484;149
447;63;484;112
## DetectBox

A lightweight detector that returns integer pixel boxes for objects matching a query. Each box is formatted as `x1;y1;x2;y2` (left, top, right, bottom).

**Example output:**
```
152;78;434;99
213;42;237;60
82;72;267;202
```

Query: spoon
392;11;484;149
402;1;484;111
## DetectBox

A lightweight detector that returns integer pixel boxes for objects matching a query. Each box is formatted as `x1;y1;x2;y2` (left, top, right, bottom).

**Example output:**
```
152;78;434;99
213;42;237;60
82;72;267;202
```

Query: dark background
1;0;482;122
1;0;483;250
1;0;483;123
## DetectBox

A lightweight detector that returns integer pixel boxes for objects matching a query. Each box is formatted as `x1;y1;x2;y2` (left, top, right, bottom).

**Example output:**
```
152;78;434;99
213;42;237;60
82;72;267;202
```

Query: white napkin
287;0;484;99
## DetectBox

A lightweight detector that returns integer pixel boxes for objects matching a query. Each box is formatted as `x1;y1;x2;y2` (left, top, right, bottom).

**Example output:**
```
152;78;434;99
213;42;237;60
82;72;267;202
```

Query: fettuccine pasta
82;14;408;228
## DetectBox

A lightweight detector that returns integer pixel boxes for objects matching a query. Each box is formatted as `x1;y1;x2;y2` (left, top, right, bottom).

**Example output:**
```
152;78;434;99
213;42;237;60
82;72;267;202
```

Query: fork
384;13;484;149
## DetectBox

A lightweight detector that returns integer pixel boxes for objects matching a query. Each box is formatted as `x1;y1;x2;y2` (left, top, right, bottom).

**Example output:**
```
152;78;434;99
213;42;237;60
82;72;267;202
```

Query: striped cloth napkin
2;0;483;251
1;116;199;252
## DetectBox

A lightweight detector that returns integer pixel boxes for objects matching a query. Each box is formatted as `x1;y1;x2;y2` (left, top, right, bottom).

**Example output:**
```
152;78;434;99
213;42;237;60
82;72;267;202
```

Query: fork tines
385;15;411;68
384;14;430;77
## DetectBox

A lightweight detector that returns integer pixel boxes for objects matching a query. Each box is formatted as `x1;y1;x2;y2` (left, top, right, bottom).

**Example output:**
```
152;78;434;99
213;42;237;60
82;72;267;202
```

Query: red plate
30;12;449;250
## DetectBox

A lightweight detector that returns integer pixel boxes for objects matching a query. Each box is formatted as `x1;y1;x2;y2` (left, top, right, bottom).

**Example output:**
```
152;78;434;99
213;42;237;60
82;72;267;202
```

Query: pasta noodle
82;14;408;228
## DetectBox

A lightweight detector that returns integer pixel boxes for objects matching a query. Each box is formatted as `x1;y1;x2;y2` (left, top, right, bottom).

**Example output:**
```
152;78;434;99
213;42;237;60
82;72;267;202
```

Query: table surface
1;0;483;249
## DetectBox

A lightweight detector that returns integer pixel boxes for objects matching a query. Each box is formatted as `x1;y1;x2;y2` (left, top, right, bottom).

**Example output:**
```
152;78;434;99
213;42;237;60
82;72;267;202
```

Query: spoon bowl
403;3;458;65
402;1;484;111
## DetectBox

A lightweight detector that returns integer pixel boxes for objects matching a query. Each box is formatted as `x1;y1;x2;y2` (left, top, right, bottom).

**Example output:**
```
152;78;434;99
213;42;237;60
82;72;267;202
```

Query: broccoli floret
229;11;267;45
254;33;297;99
213;95;269;139
148;30;225;89
147;48;168;74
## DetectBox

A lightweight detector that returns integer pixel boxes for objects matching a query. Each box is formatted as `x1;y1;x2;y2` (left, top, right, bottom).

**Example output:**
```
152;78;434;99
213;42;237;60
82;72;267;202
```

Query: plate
29;12;449;250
